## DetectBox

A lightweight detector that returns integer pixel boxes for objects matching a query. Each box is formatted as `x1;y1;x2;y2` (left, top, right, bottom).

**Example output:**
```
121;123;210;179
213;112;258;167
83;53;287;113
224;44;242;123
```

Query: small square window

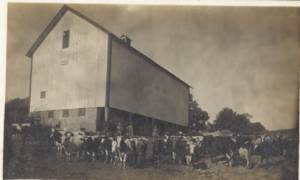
63;109;69;117
40;91;46;98
63;30;70;49
78;108;85;116
48;111;54;118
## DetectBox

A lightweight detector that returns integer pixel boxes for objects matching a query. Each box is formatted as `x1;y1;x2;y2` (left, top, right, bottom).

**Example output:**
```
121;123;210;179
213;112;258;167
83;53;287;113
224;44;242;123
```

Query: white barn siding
30;11;108;112
109;39;189;126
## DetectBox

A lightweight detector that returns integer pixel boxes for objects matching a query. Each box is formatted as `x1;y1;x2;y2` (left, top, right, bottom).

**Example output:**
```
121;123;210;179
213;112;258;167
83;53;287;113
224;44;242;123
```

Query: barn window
63;109;69;117
48;111;54;118
78;108;85;116
40;91;46;98
63;30;70;49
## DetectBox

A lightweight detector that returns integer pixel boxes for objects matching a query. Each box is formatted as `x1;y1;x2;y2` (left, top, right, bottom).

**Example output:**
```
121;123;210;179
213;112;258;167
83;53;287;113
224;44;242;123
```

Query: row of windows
34;108;86;118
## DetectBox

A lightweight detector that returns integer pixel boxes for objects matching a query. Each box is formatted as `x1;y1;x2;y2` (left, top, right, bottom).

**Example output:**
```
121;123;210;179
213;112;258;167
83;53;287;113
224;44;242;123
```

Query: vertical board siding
110;39;189;126
30;11;108;112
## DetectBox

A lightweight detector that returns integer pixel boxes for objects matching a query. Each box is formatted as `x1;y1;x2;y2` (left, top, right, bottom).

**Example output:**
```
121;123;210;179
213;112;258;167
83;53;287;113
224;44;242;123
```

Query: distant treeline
5;97;29;124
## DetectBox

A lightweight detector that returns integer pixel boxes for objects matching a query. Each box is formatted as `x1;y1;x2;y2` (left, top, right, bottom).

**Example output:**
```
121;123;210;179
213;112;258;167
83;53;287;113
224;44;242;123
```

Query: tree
5;97;29;124
189;94;210;130
248;122;266;133
214;107;266;134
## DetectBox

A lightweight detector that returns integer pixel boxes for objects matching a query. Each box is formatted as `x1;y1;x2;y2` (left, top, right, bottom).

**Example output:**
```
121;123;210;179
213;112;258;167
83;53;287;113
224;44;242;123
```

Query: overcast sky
5;3;299;130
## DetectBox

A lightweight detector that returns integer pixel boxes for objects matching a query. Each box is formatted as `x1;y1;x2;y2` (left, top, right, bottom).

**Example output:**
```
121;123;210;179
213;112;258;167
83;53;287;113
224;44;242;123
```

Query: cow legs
123;153;127;170
136;153;140;167
178;155;182;165
172;152;176;165
104;150;109;163
165;154;170;164
258;156;264;168
57;146;60;156
186;155;194;170
265;157;269;168
91;152;95;163
65;152;71;163
246;151;251;169
76;151;80;162
113;152;118;165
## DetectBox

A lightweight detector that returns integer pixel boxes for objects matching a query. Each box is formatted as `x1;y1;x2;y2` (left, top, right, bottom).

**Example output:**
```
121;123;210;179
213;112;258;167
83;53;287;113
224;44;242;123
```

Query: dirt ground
3;137;298;180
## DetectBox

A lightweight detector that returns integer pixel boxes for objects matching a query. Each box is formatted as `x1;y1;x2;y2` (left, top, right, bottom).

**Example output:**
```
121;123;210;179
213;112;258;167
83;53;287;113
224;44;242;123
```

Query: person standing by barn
127;122;134;138
117;123;123;136
107;119;116;137
152;125;159;142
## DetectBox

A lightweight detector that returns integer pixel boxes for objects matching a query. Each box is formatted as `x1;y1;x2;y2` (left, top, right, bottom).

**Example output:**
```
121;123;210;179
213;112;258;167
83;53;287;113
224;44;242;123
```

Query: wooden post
151;118;154;130
104;107;110;131
164;122;167;134
171;124;174;134
129;113;133;124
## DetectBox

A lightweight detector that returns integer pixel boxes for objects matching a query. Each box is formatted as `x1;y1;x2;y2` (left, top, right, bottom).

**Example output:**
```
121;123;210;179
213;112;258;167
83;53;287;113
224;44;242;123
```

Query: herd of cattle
9;123;295;171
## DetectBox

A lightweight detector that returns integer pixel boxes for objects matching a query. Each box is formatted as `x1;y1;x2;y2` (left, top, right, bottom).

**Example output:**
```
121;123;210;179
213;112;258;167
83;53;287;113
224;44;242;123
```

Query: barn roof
25;5;191;88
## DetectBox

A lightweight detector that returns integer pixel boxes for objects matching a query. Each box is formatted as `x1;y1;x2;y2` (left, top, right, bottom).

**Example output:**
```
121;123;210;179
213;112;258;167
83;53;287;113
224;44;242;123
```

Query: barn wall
30;11;108;112
37;107;98;132
109;39;189;126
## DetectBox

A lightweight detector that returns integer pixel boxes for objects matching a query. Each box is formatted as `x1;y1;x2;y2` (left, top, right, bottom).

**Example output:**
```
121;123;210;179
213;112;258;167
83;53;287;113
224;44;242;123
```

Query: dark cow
175;136;189;165
162;135;174;164
117;137;148;169
39;128;55;151
227;135;253;168
254;134;289;168
204;135;233;166
82;135;103;163
152;138;166;165
100;136;117;164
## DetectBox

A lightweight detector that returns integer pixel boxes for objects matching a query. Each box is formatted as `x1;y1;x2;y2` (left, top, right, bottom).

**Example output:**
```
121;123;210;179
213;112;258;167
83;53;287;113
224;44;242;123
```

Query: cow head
254;137;262;150
187;139;197;155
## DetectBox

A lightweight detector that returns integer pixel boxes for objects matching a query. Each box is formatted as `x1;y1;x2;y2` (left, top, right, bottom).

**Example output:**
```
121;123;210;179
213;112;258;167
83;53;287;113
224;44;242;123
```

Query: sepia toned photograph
3;2;299;180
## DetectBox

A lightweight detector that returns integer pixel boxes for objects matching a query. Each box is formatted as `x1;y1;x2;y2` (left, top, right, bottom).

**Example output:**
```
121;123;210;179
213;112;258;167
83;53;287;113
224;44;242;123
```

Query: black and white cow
62;134;86;163
117;136;148;169
51;129;69;156
227;135;253;168
100;136;117;164
82;135;103;163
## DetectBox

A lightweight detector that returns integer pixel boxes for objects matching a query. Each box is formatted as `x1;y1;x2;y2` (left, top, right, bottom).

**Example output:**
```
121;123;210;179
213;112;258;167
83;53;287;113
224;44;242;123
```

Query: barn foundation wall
32;107;104;132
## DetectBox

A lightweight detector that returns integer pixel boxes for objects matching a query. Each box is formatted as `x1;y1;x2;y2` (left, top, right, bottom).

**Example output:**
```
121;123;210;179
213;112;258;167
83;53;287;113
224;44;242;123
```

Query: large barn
26;5;190;135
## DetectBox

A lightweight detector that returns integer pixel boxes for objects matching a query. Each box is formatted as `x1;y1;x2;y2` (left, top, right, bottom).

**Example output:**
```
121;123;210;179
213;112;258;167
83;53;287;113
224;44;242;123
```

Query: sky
4;3;299;131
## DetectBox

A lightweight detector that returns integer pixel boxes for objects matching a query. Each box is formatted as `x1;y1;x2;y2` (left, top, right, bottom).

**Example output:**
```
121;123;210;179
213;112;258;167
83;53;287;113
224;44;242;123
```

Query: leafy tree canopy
189;94;209;127
213;107;266;134
5;97;29;124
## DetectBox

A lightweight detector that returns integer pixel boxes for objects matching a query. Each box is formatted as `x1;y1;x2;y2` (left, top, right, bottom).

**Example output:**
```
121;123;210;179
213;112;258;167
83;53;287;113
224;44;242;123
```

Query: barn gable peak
25;4;111;58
